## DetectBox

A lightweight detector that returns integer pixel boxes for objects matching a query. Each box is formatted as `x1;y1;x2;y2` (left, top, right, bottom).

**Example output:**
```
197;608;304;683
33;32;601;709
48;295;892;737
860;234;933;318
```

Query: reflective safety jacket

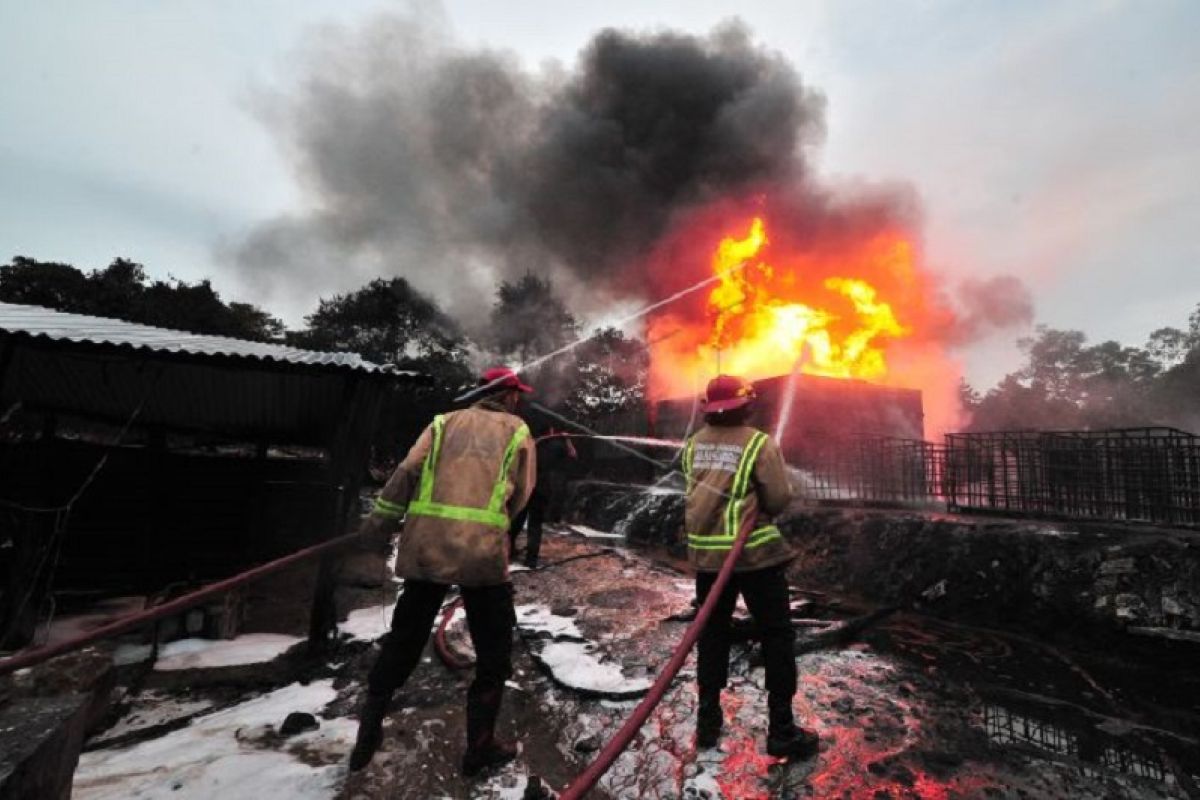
681;424;794;573
369;398;536;586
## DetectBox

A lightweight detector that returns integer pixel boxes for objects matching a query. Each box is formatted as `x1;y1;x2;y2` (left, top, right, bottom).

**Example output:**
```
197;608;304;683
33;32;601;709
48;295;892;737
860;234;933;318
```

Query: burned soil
63;523;1200;799
334;530;1200;799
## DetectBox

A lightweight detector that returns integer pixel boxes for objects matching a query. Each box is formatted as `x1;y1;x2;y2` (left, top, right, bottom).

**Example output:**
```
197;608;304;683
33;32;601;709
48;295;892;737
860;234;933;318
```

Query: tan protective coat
364;398;535;586
683;424;794;573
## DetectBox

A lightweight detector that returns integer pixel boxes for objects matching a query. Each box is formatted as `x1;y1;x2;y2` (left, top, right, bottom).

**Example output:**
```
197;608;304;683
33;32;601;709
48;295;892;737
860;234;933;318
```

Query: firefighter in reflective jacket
350;367;536;776
682;374;820;759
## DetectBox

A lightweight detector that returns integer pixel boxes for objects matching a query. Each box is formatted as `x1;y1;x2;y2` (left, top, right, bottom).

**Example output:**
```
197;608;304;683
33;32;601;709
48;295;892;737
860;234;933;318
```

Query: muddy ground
334;530;1200;799
74;528;1200;799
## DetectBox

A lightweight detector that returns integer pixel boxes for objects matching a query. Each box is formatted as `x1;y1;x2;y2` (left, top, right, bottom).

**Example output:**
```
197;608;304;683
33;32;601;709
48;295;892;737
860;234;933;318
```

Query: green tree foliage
0;257;89;309
966;304;1200;433
291;277;471;386
562;327;649;421
290;277;475;463
489;274;579;363
0;256;284;342
485;276;649;421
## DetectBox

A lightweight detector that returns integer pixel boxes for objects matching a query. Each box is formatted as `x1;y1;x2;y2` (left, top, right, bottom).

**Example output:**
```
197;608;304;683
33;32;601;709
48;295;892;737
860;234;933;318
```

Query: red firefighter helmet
478;366;533;394
701;374;756;413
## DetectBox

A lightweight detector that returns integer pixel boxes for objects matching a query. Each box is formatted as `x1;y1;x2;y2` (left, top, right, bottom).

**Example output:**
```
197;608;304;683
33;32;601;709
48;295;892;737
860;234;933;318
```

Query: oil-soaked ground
337;529;1200;799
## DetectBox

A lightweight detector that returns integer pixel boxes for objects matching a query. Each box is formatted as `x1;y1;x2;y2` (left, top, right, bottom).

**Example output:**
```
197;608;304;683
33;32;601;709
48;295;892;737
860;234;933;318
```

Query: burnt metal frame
943;428;1200;527
796;427;1200;528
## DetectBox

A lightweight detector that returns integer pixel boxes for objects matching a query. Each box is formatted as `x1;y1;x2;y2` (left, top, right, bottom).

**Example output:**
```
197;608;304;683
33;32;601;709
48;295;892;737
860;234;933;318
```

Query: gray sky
2;0;1197;387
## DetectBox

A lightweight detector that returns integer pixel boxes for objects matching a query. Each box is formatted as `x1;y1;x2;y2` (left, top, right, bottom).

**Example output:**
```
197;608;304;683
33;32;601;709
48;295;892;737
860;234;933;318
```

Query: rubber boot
349;693;390;771
696;693;723;749
462;686;517;777
765;698;819;759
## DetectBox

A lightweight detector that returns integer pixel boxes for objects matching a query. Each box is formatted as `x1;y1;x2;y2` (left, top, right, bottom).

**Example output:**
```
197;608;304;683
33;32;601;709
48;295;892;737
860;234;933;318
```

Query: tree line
961;308;1200;433
0;256;649;429
2;254;1197;436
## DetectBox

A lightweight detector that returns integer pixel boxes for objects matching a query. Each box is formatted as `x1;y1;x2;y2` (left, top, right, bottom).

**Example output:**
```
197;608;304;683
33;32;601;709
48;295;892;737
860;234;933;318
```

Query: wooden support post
0;338;15;401
307;551;337;653
307;374;394;653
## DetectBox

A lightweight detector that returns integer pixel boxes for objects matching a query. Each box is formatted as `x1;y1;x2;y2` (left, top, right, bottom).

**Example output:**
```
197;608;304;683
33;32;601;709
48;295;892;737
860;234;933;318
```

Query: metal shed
0;302;428;650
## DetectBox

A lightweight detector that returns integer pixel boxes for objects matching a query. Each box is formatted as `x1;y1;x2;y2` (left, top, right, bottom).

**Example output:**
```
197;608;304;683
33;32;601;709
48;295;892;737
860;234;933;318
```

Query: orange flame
645;211;966;436
705;217;910;382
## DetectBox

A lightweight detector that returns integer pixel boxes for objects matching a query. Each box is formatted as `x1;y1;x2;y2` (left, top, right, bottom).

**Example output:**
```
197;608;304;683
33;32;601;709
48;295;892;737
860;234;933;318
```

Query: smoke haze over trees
292;277;472;387
963;305;1200;434
230;14;828;326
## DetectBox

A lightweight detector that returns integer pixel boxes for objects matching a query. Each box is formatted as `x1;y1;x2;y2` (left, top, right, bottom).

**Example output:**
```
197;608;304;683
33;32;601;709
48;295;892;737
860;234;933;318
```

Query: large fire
705;217;910;382
645;210;965;436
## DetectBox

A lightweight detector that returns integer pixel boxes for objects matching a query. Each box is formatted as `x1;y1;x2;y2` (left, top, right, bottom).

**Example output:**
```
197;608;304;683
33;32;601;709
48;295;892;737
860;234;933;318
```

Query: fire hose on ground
557;515;753;800
0;531;361;676
433;518;755;799
433;550;624;672
1;492;751;798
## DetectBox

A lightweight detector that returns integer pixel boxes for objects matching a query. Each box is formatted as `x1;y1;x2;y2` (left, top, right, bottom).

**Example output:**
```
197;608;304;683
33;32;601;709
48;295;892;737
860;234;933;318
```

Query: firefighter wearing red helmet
681;374;820;759
350;366;536;776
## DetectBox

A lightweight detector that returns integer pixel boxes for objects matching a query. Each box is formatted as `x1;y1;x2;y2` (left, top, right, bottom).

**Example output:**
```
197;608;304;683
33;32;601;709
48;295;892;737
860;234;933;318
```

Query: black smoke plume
231;13;823;320
231;8;1028;348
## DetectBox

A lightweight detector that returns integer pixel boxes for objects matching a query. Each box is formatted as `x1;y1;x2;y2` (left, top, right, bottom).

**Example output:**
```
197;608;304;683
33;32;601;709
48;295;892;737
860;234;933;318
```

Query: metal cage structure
943;428;1200;527
792;428;1200;528
795;436;947;506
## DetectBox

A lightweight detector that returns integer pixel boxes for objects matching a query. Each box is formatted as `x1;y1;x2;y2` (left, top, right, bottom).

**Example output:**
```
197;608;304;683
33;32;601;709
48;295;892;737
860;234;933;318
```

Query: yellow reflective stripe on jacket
415;414;447;504
488;425;530;514
722;431;768;538
688;525;782;550
686;431;770;554
407;416;529;530
681;438;695;492
373;497;406;519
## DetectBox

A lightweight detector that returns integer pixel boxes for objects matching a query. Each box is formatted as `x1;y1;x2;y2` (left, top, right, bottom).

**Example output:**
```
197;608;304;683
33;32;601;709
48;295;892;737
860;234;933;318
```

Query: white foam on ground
74;680;355;800
88;693;216;746
535;641;652;696
112;634;302;671
339;602;397;642
564;524;625;540
515;604;584;640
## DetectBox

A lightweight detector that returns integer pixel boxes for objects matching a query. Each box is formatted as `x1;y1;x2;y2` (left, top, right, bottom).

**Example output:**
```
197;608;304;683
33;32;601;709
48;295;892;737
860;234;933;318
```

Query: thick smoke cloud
509;25;823;277
231;13;824;323
950;275;1035;344
232;9;1029;351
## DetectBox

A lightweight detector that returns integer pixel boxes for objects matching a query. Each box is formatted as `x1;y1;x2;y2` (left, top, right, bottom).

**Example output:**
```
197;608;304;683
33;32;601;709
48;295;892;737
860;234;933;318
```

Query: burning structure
654;373;923;466
235;24;1032;439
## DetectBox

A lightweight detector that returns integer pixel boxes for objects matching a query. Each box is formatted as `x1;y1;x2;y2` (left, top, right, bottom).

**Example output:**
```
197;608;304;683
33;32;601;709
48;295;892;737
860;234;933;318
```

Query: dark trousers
508;490;546;566
695;564;796;714
366;579;515;749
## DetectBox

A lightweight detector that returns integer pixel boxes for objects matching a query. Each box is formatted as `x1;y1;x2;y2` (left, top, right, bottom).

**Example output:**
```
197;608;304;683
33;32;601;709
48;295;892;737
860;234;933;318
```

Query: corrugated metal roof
0;302;419;376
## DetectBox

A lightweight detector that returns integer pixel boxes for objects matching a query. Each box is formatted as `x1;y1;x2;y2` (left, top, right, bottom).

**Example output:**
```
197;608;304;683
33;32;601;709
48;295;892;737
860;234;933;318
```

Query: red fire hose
0;531;361;676
434;597;471;670
433;527;753;797
534;515;747;799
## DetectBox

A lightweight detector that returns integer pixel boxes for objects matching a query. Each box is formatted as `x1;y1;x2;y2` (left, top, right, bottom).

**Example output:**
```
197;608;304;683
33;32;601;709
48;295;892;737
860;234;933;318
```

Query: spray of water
455;262;748;403
773;342;811;444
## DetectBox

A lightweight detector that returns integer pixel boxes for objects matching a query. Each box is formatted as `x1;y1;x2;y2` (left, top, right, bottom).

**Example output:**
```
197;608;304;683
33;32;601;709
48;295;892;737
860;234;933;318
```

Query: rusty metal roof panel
0;302;418;376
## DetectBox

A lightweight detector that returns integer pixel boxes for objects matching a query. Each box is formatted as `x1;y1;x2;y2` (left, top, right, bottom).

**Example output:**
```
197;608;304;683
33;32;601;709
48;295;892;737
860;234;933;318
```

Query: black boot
766;699;819;759
696;694;723;749
462;738;519;777
349;693;390;771
462;686;517;777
